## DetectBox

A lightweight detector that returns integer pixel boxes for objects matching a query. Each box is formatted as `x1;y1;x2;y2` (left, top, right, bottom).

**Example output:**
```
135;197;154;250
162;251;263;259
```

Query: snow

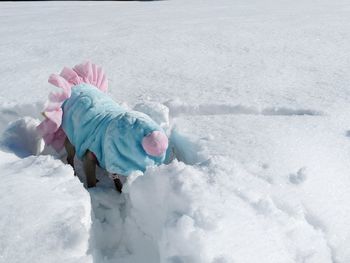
0;152;91;263
134;101;170;130
1;117;44;157
1;0;350;262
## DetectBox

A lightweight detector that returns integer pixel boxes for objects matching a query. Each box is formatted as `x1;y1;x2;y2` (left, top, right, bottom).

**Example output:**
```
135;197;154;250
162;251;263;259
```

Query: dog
37;62;168;192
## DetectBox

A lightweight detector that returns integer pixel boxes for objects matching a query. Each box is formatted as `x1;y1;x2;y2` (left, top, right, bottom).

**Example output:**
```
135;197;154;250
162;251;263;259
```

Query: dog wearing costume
37;62;168;192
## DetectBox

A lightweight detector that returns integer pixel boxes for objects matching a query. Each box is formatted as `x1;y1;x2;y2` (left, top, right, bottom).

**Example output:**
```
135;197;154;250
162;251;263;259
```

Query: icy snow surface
1;0;350;262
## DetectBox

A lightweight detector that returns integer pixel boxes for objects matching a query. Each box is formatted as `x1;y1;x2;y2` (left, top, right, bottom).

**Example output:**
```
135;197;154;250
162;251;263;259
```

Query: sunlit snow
1;1;350;262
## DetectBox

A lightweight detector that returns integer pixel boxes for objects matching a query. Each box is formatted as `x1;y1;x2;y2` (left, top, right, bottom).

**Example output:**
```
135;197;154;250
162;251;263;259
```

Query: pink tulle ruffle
37;61;108;151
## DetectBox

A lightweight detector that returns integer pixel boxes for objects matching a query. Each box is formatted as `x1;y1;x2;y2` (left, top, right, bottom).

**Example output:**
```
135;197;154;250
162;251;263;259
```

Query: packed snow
1;0;350;262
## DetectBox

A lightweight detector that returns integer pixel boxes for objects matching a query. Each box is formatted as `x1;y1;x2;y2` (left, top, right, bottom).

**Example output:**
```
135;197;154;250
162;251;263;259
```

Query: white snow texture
1;1;350;263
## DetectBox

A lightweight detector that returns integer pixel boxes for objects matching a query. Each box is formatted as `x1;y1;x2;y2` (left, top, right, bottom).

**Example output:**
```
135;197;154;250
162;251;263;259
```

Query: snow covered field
1;0;350;262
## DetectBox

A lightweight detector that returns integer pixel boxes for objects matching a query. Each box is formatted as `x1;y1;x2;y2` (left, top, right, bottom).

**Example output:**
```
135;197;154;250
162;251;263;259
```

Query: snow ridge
165;100;323;118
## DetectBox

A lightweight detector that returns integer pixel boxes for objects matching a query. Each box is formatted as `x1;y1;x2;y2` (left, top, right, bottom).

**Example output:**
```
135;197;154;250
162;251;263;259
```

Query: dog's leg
83;150;97;188
64;137;76;174
110;174;123;193
113;177;123;193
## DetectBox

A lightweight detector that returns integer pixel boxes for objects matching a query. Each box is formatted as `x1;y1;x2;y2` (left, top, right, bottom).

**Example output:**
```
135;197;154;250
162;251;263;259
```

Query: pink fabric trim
37;61;108;151
142;131;169;157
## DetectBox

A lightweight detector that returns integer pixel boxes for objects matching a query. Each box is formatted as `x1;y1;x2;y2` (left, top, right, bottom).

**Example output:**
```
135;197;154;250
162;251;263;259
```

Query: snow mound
125;161;219;263
121;158;333;263
0;102;43;132
0;152;91;263
0;117;44;157
134;101;170;129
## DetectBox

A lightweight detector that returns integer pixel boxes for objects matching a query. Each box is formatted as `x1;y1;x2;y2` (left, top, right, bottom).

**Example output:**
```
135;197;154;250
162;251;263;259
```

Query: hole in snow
166;129;209;166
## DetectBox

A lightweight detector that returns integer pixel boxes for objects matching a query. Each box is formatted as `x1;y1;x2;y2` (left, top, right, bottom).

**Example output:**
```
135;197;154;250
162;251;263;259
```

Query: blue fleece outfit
61;83;166;176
